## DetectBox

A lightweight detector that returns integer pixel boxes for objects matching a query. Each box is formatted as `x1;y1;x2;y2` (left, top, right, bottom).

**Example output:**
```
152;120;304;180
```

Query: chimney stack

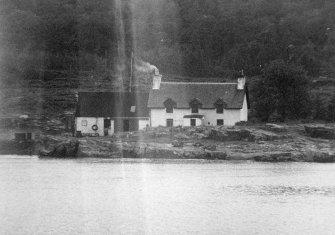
237;76;246;90
152;68;162;90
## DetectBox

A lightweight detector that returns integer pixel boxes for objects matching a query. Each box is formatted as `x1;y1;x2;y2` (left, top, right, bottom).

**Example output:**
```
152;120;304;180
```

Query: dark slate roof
148;82;246;109
75;92;149;117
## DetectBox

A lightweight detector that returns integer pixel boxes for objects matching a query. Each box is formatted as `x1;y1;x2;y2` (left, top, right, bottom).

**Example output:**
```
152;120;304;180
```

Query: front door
123;120;130;132
104;119;111;136
190;119;196;126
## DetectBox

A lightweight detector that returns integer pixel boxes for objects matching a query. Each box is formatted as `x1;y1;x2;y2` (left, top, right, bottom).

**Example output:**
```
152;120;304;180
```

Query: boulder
208;127;282;142
304;125;335;139
254;152;297;162
174;133;190;140
203;144;217;151
193;142;203;147
39;140;79;158
312;152;335;163
172;140;184;147
205;151;227;160
264;123;287;132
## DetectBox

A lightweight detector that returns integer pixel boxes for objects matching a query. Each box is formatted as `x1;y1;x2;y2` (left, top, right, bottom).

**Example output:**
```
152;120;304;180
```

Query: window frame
164;98;176;113
217;119;224;126
216;104;224;114
191;105;199;114
166;119;173;127
81;120;88;126
189;99;202;114
166;105;173;113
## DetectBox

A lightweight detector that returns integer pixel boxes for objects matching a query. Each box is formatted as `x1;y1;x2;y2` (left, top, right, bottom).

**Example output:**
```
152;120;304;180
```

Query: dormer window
216;105;223;114
191;105;199;113
164;98;176;113
214;99;226;114
190;99;202;114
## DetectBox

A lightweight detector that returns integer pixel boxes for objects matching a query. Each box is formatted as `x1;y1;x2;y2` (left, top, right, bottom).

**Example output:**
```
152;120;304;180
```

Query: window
164;99;176;113
191;105;199;113
166;105;173;113
130;106;136;112
214;99;226;114
216;105;224;114
190;99;201;114
190;119;196;126
166;119;173;127
217;119;224;126
81;120;87;126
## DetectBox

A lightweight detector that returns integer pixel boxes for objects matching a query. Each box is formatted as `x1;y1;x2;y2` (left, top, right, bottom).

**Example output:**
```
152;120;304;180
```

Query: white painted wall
223;110;241;126
108;120;114;135
182;118;203;126
150;107;244;127
139;119;149;130
240;94;248;121
150;108;191;127
76;117;104;136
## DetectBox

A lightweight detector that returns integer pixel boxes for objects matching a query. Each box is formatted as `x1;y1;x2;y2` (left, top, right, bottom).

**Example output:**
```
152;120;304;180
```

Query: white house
75;92;149;136
147;76;249;127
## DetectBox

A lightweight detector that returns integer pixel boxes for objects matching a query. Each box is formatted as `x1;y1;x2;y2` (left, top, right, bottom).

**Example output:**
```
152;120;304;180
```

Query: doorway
123;120;130;132
190;119;196;126
104;119;111;136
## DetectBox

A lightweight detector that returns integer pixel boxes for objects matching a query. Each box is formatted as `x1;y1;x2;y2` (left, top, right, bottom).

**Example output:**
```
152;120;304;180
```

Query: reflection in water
223;185;335;196
1;156;335;235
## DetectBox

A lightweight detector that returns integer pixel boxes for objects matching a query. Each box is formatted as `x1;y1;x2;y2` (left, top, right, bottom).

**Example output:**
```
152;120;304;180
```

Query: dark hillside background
0;0;334;122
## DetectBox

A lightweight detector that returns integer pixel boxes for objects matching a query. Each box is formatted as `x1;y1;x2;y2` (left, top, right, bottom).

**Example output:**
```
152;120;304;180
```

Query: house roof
148;82;247;109
75;92;149;117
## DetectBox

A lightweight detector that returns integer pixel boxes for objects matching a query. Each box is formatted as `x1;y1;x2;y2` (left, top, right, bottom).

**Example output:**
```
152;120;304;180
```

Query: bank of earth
36;124;335;162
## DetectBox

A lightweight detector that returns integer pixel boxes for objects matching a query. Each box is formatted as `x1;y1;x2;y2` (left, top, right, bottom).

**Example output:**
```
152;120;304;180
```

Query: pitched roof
75;92;149;117
148;82;246;109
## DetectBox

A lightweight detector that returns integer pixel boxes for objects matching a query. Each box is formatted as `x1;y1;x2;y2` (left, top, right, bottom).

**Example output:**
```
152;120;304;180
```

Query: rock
174;133;190;140
39;140;79;158
254;152;297;162
304;125;335;139
265;123;287;132
172;140;184;147
193;142;203;147
312;152;335;163
192;133;207;139
203;144;217;151
205;151;227;160
208;127;282;142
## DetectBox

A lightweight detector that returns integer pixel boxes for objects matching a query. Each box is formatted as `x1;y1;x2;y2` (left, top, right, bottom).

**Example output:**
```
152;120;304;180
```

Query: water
1;156;335;235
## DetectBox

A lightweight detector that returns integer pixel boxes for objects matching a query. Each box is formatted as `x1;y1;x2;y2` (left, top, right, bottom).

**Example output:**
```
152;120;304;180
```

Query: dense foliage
253;60;310;121
0;0;334;121
1;0;334;77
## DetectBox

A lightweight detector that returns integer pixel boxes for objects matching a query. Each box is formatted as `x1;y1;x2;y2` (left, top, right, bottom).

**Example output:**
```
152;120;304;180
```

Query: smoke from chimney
135;60;160;75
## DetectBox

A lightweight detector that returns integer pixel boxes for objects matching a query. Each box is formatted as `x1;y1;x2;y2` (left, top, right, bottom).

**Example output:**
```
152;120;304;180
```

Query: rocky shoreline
32;124;335;162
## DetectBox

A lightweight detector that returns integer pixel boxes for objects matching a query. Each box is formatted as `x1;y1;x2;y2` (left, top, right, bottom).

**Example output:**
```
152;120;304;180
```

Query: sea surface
1;155;335;235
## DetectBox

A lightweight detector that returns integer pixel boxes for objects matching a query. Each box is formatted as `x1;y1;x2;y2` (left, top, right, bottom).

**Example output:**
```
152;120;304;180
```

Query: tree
328;94;335;122
312;96;328;121
254;60;310;121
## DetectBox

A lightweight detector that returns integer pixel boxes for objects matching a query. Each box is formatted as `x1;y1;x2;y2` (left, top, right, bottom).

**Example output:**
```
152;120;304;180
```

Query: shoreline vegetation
24;124;334;162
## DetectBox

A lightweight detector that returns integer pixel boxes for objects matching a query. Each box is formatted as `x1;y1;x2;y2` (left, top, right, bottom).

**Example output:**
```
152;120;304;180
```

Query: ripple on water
223;185;335;196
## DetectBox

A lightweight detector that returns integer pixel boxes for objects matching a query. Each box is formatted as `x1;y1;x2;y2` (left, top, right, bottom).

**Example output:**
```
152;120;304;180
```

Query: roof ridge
161;82;237;85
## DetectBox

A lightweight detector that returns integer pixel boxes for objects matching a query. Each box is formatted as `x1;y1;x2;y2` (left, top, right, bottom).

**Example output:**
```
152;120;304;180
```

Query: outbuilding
75;92;149;136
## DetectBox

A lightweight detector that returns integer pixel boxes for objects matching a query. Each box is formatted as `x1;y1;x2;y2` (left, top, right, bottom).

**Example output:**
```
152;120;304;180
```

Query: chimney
152;68;162;90
237;76;246;90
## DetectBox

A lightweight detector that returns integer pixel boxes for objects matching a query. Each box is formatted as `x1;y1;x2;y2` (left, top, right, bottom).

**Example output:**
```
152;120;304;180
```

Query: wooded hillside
0;0;334;121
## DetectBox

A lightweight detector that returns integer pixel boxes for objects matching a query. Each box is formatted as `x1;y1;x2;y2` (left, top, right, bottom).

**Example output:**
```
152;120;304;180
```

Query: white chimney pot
237;77;246;90
152;74;162;90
